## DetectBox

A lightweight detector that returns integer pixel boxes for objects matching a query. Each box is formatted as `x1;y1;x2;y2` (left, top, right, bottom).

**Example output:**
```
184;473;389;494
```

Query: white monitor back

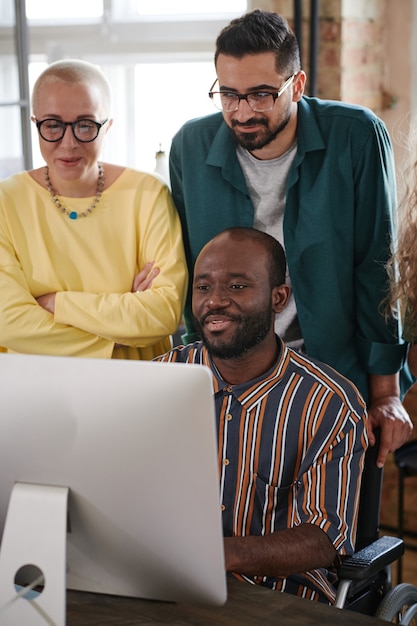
0;353;226;606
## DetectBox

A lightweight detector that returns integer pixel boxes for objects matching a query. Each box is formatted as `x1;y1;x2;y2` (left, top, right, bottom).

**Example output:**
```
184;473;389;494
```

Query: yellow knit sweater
0;167;187;359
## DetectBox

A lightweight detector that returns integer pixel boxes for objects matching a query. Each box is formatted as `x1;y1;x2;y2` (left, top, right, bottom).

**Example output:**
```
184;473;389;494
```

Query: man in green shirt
169;9;413;467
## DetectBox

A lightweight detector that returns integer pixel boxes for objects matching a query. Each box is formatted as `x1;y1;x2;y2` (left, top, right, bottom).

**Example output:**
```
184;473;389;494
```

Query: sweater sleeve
0;251;113;357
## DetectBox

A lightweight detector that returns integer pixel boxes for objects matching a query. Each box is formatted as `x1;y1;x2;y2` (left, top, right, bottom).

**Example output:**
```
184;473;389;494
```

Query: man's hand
368;374;413;468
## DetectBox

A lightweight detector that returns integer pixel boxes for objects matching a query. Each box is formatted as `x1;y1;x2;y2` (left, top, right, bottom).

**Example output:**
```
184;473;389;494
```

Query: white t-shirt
237;142;304;351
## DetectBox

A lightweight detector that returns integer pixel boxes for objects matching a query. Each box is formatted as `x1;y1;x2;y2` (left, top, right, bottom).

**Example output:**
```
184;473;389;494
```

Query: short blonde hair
31;59;112;117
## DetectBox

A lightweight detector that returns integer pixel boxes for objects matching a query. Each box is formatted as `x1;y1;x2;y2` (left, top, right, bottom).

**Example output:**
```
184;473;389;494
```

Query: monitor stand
0;482;68;625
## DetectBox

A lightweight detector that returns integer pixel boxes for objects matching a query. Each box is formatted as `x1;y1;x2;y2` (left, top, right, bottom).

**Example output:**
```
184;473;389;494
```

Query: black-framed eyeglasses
208;74;296;113
32;118;109;143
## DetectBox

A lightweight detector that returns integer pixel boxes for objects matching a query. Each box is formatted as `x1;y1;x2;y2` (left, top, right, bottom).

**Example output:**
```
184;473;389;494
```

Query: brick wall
249;0;385;110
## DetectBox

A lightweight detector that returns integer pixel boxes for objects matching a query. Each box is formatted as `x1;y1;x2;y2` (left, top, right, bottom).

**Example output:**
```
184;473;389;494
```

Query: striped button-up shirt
156;338;368;603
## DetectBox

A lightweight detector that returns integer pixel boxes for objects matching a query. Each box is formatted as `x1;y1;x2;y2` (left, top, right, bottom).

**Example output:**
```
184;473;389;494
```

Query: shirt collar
202;336;290;403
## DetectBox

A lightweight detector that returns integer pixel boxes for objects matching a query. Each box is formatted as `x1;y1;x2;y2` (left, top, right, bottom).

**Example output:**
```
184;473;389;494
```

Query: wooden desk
67;578;389;625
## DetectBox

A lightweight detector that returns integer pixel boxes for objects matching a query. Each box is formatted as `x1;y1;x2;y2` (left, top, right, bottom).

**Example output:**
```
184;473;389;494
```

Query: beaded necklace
44;162;105;220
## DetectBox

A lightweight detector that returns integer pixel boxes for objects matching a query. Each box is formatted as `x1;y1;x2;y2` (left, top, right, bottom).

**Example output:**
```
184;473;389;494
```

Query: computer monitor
0;353;226;621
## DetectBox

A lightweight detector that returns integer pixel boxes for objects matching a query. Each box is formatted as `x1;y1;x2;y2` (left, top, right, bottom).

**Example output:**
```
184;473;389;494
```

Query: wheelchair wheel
375;583;417;624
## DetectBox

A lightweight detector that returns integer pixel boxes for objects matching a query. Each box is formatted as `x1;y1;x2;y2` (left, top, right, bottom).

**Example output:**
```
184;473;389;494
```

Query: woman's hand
113;263;161;348
36;292;56;313
132;262;160;292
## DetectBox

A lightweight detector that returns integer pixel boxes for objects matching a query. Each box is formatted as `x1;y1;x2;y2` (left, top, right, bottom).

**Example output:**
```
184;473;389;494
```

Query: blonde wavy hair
387;115;417;337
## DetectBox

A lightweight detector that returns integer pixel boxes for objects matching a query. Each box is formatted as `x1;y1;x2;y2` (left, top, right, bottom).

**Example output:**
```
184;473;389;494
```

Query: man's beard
193;306;273;360
231;113;291;151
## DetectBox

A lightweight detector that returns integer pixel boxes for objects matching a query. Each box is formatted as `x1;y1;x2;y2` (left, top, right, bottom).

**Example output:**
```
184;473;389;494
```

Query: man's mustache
231;118;268;128
200;310;240;324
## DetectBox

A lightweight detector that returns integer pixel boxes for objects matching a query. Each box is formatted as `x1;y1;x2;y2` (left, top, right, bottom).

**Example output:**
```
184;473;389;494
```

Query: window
134;1;247;16
132;61;215;172
5;0;248;176
0;0;31;177
25;1;103;21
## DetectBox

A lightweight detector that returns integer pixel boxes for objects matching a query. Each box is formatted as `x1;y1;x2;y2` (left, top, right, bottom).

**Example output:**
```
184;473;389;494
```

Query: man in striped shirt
156;227;368;603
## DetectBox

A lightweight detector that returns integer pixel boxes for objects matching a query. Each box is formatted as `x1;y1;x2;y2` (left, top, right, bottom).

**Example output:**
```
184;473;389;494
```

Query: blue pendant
69;211;78;220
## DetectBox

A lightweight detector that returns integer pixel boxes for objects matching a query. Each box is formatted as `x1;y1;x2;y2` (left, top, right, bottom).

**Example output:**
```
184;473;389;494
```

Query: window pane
131;61;215;174
0;106;24;178
26;0;103;20
0;54;19;104
0;0;14;26
134;0;246;15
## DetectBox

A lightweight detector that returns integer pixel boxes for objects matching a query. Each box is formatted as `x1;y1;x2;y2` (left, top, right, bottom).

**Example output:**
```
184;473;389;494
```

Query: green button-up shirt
169;96;407;402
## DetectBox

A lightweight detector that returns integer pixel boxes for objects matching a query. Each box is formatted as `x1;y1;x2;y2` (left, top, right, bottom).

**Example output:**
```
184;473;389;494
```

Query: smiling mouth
204;316;236;332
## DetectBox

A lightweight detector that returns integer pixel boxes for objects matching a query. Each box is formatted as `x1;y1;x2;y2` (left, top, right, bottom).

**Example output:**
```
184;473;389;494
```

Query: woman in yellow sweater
0;59;187;359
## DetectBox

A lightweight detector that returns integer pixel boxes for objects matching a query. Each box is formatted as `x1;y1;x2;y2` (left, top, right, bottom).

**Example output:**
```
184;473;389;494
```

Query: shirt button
224;386;233;393
223;458;230;466
226;413;233;421
221;504;226;511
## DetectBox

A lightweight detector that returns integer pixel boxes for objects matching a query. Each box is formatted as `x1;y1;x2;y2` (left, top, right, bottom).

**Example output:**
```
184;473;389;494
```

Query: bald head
197;227;287;288
31;59;112;118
